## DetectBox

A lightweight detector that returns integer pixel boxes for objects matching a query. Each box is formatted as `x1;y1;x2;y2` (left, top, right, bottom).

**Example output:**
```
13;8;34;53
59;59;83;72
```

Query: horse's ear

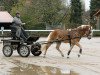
89;25;93;30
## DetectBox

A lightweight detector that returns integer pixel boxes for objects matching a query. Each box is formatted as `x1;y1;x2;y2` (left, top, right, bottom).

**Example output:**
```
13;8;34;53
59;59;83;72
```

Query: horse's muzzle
87;35;92;40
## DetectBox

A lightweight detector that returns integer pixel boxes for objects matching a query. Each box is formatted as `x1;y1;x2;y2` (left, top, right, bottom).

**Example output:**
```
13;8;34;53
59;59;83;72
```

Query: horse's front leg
43;43;52;58
56;42;64;57
67;44;74;58
75;42;82;57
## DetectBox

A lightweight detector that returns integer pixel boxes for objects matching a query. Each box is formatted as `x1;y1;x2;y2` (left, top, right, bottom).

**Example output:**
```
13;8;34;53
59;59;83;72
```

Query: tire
31;44;42;56
2;45;13;57
35;43;41;50
31;51;42;56
18;45;30;57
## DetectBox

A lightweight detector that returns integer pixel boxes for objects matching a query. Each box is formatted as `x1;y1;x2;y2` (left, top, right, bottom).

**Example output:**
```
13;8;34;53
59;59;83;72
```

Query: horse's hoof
67;56;69;59
43;56;46;58
62;55;64;57
78;54;80;58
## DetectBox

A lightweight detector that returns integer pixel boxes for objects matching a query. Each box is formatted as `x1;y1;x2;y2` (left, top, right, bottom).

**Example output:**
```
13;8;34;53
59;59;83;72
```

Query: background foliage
0;0;81;30
90;0;100;28
0;0;100;30
70;0;82;28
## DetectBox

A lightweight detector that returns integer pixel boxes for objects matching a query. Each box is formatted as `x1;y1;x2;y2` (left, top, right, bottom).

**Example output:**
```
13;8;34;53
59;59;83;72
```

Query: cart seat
10;26;19;40
27;36;39;42
26;36;39;45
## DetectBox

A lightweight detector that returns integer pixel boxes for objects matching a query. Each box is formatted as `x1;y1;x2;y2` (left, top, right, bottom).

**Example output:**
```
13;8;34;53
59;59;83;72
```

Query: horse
43;25;93;58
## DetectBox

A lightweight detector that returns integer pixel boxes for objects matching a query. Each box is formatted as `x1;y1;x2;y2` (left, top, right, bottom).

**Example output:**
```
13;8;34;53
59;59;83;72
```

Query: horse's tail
41;32;53;51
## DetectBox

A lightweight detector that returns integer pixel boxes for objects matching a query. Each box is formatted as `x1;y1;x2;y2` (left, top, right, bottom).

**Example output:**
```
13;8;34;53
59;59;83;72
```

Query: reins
37;36;81;45
37;29;82;46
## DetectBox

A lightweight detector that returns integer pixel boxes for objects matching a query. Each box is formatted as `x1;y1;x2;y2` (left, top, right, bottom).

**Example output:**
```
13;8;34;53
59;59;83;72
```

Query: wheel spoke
19;45;30;57
3;45;13;57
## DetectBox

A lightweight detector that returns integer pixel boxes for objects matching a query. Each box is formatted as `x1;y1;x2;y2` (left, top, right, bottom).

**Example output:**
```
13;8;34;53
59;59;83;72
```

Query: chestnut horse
43;25;92;58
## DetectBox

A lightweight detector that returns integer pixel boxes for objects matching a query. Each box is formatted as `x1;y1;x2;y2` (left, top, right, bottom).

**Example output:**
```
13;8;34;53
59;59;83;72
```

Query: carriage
0;11;42;57
1;27;42;57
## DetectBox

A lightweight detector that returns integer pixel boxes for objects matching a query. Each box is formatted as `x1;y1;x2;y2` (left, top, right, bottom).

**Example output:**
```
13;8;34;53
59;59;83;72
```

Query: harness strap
67;32;71;47
37;36;81;45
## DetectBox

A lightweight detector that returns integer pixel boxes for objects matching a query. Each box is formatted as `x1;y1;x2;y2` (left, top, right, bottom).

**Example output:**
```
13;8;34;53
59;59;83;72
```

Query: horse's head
78;25;93;39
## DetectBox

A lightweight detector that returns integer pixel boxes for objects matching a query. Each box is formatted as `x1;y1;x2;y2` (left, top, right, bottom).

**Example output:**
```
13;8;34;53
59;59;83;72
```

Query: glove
22;23;25;25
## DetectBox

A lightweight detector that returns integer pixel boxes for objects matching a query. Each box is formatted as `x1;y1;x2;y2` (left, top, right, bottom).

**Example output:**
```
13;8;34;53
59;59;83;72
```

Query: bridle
86;26;92;39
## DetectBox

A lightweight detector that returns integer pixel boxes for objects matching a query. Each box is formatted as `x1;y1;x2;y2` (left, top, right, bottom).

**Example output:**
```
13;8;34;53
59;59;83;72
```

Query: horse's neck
77;28;86;37
66;28;85;37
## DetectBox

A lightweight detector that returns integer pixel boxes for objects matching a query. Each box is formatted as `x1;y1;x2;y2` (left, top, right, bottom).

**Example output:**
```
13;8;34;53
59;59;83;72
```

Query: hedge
0;30;100;38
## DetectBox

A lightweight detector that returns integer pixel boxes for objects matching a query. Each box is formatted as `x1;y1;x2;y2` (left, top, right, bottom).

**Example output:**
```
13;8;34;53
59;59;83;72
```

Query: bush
32;23;46;30
26;31;50;37
93;31;100;36
0;31;50;37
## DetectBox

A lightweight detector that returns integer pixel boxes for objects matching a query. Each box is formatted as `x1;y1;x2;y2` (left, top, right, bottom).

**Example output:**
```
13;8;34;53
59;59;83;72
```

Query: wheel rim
20;46;29;56
3;46;12;56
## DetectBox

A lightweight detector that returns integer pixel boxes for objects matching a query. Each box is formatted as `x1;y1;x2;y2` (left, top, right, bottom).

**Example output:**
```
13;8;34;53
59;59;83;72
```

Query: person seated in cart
11;12;29;42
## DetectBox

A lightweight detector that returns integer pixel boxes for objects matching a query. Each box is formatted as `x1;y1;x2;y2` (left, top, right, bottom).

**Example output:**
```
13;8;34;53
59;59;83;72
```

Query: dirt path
0;37;100;75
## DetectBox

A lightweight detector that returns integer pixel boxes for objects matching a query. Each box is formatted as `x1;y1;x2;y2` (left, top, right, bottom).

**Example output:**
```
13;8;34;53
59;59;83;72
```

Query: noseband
86;26;92;39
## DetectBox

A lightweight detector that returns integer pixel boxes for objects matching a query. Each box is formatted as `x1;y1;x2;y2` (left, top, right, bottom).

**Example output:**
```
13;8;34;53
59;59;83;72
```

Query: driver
12;12;28;42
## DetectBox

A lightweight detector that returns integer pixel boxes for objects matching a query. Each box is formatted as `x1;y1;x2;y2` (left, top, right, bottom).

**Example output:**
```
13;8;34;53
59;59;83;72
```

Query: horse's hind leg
56;42;64;57
43;43;52;58
75;42;82;57
67;45;74;58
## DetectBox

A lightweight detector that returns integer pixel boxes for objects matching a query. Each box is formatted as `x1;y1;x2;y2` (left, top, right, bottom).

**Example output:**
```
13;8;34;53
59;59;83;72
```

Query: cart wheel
31;44;42;56
19;45;30;57
2;45;13;57
31;50;42;56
